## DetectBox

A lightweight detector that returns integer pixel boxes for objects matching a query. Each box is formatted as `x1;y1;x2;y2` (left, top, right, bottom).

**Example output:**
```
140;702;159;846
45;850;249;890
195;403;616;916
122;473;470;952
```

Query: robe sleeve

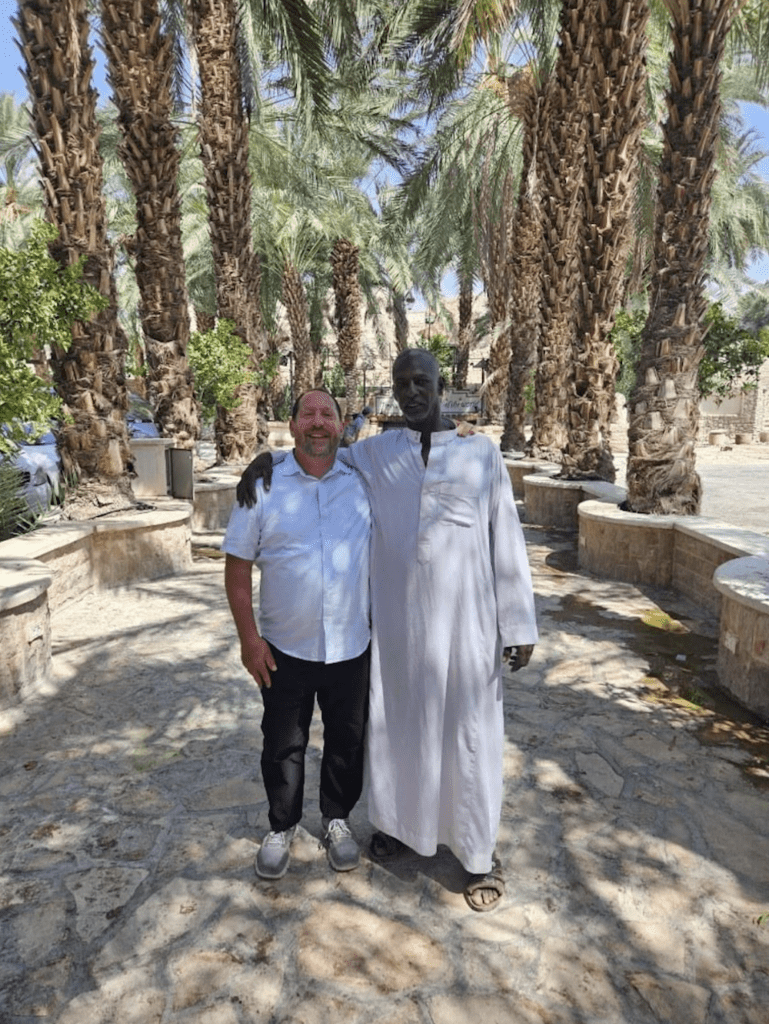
488;445;539;647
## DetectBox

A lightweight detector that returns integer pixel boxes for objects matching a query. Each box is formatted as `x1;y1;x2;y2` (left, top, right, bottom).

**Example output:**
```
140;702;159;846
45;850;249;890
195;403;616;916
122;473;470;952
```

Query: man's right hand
241;636;277;688
236;451;275;508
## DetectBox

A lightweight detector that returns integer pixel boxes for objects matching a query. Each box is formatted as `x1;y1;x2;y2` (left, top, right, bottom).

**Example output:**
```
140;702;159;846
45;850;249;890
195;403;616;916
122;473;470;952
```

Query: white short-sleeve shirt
222;451;371;663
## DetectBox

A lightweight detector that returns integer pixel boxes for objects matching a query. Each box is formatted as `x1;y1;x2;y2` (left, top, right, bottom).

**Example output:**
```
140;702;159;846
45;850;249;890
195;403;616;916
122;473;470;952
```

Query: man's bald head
391;348;445;431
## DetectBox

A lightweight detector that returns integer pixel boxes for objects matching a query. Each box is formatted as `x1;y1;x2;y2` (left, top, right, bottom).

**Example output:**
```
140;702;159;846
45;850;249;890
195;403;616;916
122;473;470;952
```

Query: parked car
2;392;160;515
3;428;62;515
126;392;160;439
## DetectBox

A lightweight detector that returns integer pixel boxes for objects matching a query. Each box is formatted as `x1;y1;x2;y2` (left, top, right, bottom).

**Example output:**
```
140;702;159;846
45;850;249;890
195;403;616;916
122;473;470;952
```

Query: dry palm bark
528;1;594;460
283;261;314;396
501;69;543;453
16;0;132;500
477;156;514;424
453;269;473;388
192;0;266;461
101;0;199;449
331;238;362;412
392;291;410;352
560;0;649;482
264;332;288;418
626;0;741;514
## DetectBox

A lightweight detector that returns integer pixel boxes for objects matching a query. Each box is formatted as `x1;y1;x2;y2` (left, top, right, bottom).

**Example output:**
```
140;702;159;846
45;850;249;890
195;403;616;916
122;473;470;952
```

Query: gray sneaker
255;826;296;879
323;818;360;872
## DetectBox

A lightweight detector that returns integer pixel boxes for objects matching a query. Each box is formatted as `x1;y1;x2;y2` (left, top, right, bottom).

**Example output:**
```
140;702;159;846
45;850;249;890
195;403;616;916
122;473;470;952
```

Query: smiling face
289;389;344;462
392;350;443;430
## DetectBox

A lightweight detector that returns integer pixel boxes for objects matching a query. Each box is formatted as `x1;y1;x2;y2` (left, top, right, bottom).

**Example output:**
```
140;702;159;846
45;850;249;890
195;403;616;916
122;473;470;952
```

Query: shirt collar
282;449;352;479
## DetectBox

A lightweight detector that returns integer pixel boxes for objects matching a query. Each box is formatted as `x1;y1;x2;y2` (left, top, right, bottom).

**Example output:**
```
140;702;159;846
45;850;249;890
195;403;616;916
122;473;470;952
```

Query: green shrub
188;320;256;421
0;461;35;541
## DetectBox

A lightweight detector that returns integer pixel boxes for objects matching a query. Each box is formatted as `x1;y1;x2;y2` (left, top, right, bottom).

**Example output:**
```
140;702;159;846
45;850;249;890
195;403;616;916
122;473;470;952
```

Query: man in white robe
237;350;538;909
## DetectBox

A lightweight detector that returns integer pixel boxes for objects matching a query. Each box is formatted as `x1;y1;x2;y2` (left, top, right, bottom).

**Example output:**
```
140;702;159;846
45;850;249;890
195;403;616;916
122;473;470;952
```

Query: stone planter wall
193;479;238;533
524;476;585;531
0;560;53;705
714;557;769;720
578;498;769;718
577;502;676;587
0;502;192;707
503;458;559;500
524;475;627;533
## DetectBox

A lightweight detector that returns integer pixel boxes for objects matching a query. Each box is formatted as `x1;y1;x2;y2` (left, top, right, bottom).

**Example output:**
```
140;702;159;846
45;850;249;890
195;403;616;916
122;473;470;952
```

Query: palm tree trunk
626;0;741;514
453;269;473;389
265;332;288;419
478;161;514;425
283;261;314;395
331;238;362;413
528;3;593;460
392;290;410;352
501;71;543;454
192;0;266;461
16;0;132;501
100;0;200;449
560;0;649;483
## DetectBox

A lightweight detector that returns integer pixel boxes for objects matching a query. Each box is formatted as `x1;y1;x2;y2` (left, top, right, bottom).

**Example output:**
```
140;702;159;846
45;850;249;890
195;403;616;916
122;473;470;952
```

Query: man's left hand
504;645;535;672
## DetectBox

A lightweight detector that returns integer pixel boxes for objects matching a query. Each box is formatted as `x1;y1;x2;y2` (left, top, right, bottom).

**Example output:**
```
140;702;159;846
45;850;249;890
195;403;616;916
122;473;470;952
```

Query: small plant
187;320;256;422
0;460;40;541
323;362;346;397
253;351;281;389
610;307;647;398
417;333;455;376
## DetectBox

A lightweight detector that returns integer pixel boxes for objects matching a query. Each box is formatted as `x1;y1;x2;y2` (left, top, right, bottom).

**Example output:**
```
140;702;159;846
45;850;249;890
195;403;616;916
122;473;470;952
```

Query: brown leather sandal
464;856;505;912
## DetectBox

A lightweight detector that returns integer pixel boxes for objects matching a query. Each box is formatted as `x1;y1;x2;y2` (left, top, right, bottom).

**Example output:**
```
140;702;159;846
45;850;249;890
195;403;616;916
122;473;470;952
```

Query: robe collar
404;426;458;446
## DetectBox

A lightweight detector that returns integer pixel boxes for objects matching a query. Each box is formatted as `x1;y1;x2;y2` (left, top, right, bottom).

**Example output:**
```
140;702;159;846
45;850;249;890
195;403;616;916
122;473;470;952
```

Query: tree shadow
1;539;769;1022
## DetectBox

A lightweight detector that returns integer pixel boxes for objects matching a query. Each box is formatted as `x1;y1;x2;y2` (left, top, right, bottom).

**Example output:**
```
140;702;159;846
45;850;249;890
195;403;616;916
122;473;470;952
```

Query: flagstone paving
1;518;768;1023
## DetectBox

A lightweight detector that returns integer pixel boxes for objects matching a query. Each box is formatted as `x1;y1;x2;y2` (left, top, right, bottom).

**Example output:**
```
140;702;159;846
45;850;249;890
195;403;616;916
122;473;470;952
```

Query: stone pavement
1;519;769;1024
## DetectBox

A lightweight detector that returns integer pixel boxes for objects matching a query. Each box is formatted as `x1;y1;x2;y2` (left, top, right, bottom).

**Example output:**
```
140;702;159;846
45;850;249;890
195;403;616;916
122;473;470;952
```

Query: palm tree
477;161;516;424
331;237;363;411
0;93;41;248
560;0;650;483
500;67;544;452
100;0;199;449
626;0;745;514
15;0;133;503
453;265;475;388
525;1;593;460
189;0;267;461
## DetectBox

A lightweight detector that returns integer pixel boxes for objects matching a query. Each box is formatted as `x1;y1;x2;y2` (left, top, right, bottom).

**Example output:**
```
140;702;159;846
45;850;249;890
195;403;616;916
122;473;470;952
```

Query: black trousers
259;644;370;833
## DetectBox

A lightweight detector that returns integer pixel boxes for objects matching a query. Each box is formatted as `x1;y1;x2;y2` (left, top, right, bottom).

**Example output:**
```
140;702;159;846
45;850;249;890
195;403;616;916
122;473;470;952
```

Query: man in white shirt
223;389;371;880
236;352;538;911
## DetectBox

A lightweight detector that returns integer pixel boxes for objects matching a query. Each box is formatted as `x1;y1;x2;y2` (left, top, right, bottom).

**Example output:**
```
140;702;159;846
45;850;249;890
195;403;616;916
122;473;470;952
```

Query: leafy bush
323;362;346;397
417;332;456;376
0;221;107;453
698;301;769;399
0;461;35;541
610;308;647;398
187;320;256;421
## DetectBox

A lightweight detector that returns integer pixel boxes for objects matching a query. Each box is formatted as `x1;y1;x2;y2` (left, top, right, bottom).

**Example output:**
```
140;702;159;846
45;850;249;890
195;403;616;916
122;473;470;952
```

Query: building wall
698;359;769;438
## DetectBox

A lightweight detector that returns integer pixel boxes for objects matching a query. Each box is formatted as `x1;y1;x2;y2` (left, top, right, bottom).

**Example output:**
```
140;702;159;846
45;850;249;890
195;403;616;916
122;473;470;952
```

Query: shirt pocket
437;483;479;527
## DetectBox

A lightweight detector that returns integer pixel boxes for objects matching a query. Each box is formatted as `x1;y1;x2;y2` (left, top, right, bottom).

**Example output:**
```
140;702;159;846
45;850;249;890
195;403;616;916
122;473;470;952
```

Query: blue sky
1;0;767;287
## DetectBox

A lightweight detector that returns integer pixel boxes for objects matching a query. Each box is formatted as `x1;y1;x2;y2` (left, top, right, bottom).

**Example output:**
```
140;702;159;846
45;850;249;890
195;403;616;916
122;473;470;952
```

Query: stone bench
0;502;192;709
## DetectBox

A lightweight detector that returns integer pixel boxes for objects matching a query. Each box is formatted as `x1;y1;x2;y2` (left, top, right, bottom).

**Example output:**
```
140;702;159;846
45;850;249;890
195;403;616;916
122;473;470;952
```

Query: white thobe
345;427;538;874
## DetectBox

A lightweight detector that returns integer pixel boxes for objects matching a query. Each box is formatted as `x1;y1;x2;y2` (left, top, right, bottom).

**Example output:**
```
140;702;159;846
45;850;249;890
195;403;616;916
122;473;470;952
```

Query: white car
4;392;158;516
7;430;62;514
